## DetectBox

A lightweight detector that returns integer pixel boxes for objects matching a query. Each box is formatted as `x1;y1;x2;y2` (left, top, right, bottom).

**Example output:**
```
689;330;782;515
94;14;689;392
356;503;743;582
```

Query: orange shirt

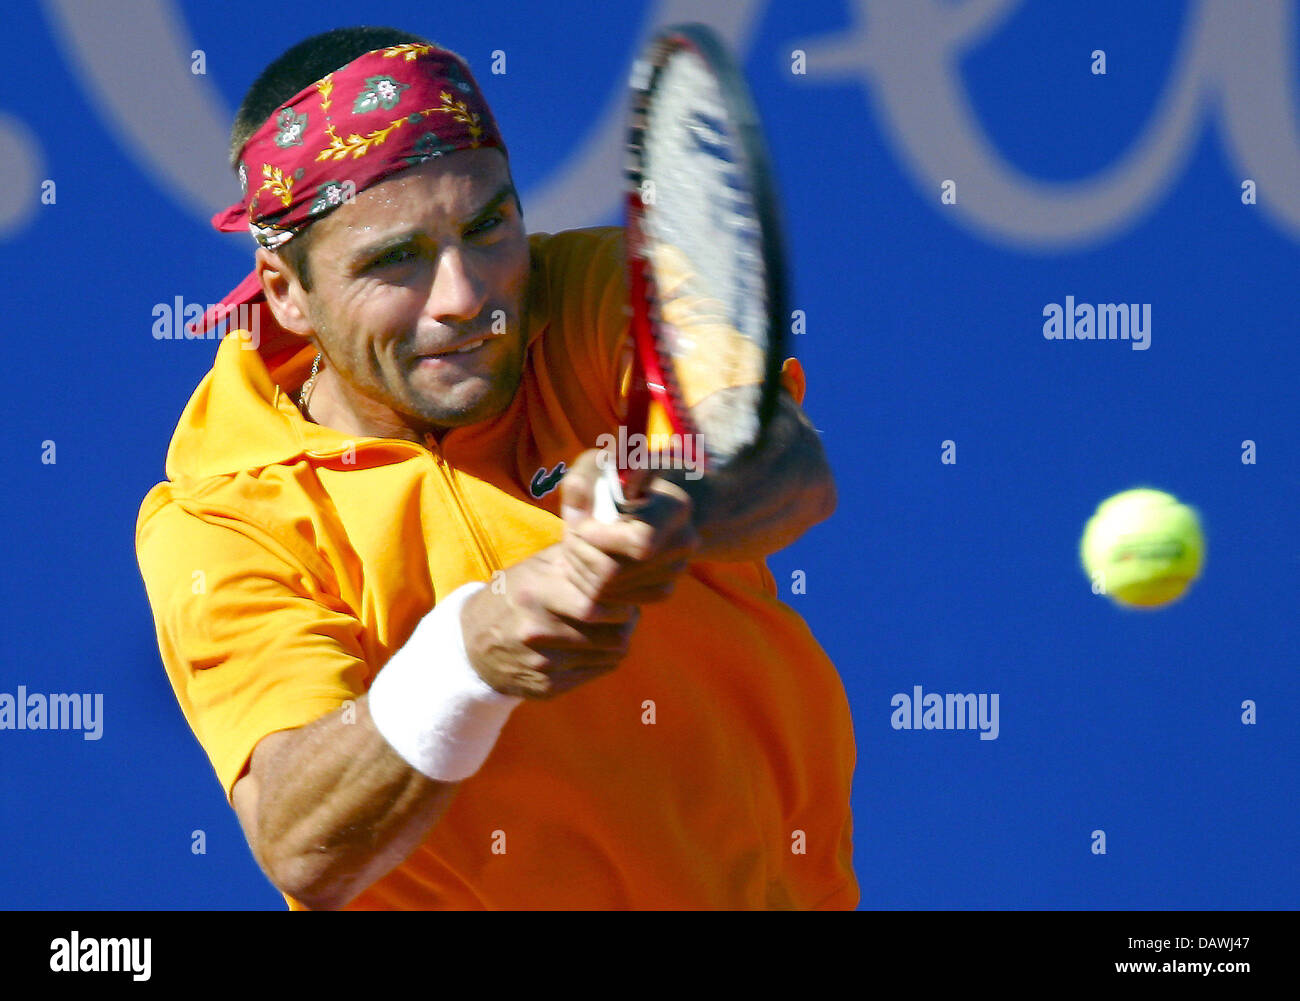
136;227;857;909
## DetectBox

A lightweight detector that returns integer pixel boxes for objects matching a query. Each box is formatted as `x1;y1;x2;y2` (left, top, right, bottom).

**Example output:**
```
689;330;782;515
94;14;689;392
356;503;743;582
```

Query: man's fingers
537;577;641;625
562;528;694;602
602;566;689;605
559;448;604;525
518;610;639;653
504;662;621;700
567;482;696;562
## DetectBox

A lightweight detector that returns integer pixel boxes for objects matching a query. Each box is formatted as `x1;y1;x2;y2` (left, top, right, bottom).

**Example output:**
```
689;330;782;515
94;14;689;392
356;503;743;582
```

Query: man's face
288;148;530;435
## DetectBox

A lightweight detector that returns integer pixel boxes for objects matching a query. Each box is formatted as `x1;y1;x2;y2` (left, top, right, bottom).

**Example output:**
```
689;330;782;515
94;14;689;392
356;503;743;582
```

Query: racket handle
592;462;627;523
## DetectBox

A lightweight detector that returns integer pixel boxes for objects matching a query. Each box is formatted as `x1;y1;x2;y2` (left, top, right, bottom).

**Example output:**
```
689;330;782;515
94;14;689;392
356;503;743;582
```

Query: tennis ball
1080;488;1205;609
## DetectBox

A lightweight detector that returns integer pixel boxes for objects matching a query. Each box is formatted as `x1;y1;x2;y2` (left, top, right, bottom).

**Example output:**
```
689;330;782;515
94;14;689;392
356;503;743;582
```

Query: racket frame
619;21;789;491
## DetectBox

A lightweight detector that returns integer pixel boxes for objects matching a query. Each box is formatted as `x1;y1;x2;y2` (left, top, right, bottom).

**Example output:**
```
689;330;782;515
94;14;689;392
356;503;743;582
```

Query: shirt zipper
424;432;503;576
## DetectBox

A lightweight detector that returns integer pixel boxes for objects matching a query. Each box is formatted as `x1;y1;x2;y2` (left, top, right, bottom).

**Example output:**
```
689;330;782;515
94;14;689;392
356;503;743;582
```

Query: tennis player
136;25;858;910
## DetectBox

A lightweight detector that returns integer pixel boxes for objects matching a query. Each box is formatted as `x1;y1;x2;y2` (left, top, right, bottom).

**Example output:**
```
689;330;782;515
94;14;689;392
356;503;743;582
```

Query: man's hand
666;390;837;563
461;448;697;699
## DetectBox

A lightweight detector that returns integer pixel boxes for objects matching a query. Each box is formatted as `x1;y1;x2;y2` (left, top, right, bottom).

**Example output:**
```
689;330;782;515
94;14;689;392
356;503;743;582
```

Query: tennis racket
593;22;788;522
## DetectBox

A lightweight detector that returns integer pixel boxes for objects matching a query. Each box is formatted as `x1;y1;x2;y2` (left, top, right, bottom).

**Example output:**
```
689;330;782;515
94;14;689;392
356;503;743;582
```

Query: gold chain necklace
298;351;322;411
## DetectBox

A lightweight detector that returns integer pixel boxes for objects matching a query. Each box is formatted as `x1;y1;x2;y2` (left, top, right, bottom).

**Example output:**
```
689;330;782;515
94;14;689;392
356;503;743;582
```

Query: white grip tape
592;461;626;523
368;582;522;782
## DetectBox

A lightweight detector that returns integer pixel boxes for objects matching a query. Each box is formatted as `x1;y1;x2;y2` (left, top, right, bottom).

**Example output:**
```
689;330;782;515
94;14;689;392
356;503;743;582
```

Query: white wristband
368;582;522;782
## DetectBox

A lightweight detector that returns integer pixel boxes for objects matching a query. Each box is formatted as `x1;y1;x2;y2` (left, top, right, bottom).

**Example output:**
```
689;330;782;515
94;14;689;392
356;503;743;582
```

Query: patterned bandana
193;42;506;351
213;42;505;248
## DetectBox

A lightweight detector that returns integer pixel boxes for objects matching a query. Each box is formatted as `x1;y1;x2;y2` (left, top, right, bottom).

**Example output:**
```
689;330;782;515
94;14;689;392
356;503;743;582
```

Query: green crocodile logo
529;461;567;499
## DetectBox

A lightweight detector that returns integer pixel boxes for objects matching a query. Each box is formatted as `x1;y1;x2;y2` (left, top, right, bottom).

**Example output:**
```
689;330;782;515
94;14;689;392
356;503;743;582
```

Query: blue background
0;0;1295;908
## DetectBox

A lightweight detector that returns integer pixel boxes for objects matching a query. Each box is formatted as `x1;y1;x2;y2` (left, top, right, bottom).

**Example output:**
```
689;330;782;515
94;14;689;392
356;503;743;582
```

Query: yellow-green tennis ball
1080;488;1205;609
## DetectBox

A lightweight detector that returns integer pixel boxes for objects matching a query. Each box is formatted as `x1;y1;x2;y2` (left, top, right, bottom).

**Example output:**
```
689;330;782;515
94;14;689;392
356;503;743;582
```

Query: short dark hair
230;26;432;290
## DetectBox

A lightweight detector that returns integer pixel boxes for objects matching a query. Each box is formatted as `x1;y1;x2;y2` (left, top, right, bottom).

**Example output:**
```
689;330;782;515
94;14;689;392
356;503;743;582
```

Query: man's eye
373;247;416;268
468;215;503;237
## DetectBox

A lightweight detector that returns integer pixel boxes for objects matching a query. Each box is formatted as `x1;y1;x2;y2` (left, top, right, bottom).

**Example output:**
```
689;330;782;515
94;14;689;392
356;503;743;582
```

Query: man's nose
428;245;486;323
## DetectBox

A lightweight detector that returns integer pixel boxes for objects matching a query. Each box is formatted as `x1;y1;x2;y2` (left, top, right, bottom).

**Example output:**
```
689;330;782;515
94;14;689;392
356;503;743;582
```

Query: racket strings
640;46;770;462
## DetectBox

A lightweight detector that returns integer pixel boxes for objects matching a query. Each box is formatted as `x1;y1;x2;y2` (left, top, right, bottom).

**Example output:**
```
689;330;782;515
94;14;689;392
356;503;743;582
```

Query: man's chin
410;377;518;430
405;340;523;429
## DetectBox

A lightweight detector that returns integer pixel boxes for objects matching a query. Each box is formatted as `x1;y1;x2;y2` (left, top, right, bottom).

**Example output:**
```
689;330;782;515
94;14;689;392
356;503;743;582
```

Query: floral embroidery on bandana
273;107;309;148
436;92;482;146
353;75;410;114
259;164;296;207
316;74;334;113
316;109;436;161
382;43;434;61
309;180;352;215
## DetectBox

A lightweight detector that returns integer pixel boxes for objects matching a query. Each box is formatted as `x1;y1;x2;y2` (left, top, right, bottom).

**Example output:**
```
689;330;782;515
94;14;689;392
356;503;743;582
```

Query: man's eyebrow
465;183;515;225
348;230;420;268
346;183;517;267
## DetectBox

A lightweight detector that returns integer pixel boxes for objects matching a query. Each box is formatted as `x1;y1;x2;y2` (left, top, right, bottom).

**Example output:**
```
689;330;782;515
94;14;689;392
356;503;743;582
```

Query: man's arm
232;699;456;910
674;390;836;563
229;450;696;909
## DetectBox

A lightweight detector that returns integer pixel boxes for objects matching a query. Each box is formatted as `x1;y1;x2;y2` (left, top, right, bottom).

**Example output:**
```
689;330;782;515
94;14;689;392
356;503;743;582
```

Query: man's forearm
246;695;459;909
236;476;685;908
683;392;836;562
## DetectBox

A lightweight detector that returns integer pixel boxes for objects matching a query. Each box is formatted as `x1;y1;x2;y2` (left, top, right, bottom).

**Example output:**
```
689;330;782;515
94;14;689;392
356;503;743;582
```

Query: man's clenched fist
460;448;697;699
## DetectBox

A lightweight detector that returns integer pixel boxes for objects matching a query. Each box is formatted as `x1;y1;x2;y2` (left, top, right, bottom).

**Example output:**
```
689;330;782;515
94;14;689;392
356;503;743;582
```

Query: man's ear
256;246;313;337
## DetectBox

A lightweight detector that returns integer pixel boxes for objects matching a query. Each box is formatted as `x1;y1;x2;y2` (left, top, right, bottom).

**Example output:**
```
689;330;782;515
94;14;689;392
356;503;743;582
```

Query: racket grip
592;462;626;523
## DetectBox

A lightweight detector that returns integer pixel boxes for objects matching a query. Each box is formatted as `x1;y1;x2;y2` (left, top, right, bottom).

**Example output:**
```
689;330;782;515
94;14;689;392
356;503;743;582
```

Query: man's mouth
441;337;492;355
417;333;500;360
